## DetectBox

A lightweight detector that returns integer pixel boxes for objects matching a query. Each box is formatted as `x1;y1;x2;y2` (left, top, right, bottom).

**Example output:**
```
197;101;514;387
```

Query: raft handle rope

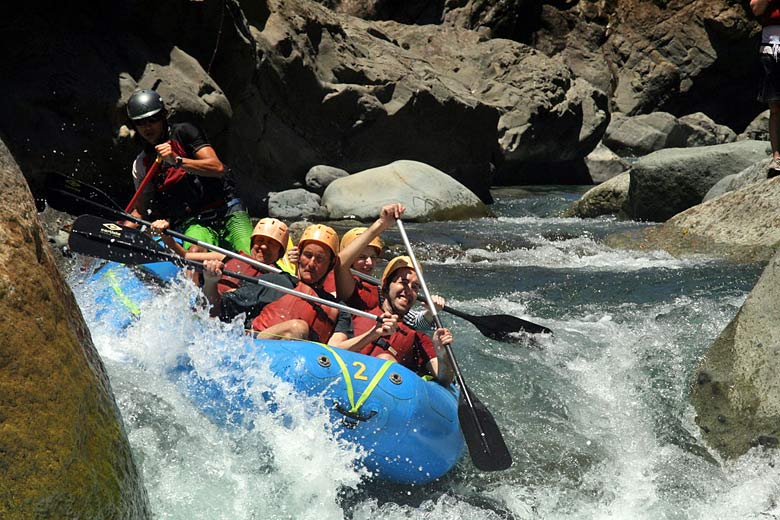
321;344;395;429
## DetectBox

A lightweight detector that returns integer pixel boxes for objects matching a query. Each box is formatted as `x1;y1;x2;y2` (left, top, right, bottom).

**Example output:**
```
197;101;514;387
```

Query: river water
66;186;780;519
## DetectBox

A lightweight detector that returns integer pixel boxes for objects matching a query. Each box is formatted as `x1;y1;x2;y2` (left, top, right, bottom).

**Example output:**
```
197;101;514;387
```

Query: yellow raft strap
105;268;141;316
321;344;395;414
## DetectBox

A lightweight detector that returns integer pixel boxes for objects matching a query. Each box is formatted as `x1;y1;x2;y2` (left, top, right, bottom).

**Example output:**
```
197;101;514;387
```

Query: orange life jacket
251;281;339;342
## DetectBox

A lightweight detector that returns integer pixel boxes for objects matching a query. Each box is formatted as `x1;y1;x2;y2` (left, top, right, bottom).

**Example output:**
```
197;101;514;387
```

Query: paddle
46;172;550;338
395;218;512;472
45;172;281;275
125;156;162;212
68;214;382;322
349;269;551;337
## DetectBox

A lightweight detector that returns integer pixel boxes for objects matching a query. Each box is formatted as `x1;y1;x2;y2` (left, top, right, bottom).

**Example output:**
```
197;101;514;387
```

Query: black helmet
127;89;165;121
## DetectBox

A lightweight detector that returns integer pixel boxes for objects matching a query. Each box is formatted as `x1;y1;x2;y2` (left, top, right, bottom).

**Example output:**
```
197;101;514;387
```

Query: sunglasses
134;114;164;127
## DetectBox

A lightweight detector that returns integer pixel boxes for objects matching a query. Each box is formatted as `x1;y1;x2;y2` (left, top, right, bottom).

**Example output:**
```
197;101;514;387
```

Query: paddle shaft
69;217;378;322
350;265;551;336
51;177;282;276
125;156;162;212
394;219;493;453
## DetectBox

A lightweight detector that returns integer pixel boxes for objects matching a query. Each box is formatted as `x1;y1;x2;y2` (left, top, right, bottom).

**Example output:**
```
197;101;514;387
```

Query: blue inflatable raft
87;261;465;484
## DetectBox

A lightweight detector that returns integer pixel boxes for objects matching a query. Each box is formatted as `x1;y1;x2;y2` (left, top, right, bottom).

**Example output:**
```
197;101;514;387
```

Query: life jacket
251;281;339;342
344;277;380;312
217;252;263;294
321;270;337;294
355;308;433;372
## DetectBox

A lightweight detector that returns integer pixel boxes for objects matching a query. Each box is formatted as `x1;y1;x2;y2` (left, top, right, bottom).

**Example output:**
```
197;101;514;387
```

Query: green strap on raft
321;344;395;415
105;268;141;316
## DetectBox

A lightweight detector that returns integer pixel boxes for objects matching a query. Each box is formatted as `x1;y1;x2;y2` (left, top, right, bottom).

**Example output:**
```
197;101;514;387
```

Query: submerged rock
691;249;780;459
0;140;150;519
562;171;629;219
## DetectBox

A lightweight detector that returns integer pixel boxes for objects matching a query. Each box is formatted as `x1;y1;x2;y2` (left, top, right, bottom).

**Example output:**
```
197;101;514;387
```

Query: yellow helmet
298;224;339;258
251;218;289;250
340;227;382;254
381;255;420;288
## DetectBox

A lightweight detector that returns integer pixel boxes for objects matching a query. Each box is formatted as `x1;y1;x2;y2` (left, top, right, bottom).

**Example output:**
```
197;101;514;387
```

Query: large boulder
0;140;150;518
321;160;492;221
691;249;780;458
603;112;737;158
626;140;770;222
606;175;780;263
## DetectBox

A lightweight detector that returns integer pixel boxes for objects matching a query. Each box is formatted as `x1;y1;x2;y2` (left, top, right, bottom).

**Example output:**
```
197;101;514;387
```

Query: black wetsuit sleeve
333;310;353;336
219;272;298;325
171;122;211;156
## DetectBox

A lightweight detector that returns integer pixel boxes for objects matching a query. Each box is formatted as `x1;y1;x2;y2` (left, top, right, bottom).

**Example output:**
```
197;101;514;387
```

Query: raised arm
334;203;405;301
155;142;225;178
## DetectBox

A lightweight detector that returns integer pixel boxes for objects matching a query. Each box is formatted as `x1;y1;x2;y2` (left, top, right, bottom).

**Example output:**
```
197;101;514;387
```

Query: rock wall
0;140;149;518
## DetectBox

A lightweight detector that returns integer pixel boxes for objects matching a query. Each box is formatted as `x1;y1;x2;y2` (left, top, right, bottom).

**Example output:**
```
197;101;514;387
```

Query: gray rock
677;112;736;148
603;112;678;157
585;142;629;184
321;160;491;221
691;249;780;459
268;188;327;220
606;173;780;263
305;165;350;194
738;110;770;142
562;171;630;218
704;158;771;202
626;140;771;222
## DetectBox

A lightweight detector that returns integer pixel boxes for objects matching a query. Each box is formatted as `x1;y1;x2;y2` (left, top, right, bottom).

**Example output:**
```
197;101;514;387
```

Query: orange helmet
381;255;420;288
340;227;382;254
251;218;289;251
298;224;339;258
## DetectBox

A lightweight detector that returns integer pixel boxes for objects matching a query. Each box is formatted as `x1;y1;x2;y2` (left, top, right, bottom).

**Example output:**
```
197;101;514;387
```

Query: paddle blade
68;215;171;265
446;306;552;339
458;388;513;471
45;172;123;219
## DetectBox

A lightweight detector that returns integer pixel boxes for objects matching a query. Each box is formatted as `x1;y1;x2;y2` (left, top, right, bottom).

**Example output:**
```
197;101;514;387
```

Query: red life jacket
251;281;339;342
344;278;379;314
355;308;435;372
217;252;263;294
143;140;189;191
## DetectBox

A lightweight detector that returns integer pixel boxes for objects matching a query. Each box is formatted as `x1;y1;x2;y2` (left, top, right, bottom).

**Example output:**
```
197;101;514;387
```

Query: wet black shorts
759;50;780;103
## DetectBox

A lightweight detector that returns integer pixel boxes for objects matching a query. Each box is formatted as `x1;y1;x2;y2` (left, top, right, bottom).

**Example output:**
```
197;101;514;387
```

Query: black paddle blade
45;172;123;220
443;305;552;339
68;215;171;265
468;313;552;339
458;388;513;471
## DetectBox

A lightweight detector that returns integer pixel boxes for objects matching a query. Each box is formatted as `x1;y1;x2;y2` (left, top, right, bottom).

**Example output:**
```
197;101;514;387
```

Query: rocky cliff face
2;0;610;213
0;139;150;517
